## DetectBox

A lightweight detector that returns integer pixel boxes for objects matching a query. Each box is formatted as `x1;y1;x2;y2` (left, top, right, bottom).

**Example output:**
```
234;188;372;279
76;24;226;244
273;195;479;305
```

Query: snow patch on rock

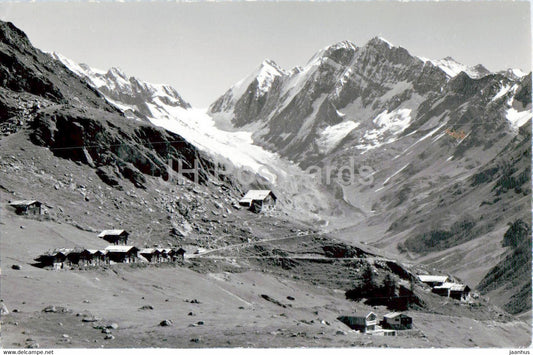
317;121;360;154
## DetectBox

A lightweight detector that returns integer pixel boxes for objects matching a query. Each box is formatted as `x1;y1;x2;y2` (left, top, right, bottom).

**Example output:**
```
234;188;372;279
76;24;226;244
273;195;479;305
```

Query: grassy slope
1;208;531;348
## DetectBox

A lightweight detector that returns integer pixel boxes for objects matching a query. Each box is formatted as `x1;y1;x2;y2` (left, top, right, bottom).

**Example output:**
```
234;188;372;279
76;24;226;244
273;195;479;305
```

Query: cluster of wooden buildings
36;229;186;270
338;311;413;336
418;275;471;301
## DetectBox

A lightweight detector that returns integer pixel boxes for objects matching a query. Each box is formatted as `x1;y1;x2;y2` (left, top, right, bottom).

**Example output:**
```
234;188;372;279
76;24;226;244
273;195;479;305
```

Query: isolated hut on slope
432;282;471;301
98;229;129;245
337;311;378;333
239;190;277;213
382;312;413;330
9;200;42;216
417;275;449;288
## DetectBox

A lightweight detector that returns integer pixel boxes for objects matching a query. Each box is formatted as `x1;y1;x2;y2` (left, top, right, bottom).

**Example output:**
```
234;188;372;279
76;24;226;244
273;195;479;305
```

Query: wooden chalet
432;282;471;301
382;312;413;330
337;311;378;333
105;245;139;264
239;190;277;213
9;200;42;216
79;249;109;266
171;247;186;262
98;230;129;245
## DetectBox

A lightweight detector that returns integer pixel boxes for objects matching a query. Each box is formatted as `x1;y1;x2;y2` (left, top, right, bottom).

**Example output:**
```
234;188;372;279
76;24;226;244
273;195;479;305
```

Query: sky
0;1;531;107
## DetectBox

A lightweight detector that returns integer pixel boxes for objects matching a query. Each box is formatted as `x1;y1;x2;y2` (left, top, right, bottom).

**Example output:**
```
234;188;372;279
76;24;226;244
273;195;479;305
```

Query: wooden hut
105;246;139;264
239;190;277;213
9;200;42;216
98;230;130;245
338;312;378;333
382;312;413;330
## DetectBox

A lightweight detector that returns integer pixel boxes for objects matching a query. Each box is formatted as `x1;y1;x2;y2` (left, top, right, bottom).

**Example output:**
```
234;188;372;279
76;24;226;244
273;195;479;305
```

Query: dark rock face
29;106;221;187
0;21;118;113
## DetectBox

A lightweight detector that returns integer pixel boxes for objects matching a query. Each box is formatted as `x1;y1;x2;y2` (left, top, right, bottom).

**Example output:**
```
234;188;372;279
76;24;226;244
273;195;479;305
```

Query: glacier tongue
50;51;314;188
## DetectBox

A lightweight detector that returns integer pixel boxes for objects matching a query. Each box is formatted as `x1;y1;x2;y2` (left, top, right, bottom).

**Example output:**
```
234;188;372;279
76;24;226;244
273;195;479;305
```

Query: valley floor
1;210;530;348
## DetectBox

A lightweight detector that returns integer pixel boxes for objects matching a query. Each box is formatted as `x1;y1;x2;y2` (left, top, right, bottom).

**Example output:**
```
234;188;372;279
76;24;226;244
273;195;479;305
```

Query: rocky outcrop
30;106;224;188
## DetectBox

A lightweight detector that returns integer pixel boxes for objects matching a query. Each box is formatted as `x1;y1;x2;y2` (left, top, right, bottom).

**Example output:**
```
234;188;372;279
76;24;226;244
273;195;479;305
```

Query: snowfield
356;108;412;152
317;121;360;154
506;106;532;130
373;108;412;134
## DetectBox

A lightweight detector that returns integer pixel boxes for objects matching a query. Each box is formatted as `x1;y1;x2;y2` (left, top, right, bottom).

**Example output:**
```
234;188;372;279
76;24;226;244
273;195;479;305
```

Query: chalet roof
105;245;137;253
418;275;448;283
239;190;276;204
351;311;377;319
83;249;107;255
9;200;41;207
98;229;128;238
48;248;73;256
434;282;468;292
383;312;403;319
139;248;156;254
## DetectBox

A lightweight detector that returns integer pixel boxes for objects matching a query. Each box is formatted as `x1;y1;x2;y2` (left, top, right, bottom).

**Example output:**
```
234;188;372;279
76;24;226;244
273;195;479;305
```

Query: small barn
105;245;139;264
417;275;449;287
239;190;277;213
139;248;158;263
65;249;83;268
171;247;186;262
337;311;378;333
98;230;129;245
433;283;471;301
48;249;73;270
382;312;413;330
9;200;42;216
157;248;172;262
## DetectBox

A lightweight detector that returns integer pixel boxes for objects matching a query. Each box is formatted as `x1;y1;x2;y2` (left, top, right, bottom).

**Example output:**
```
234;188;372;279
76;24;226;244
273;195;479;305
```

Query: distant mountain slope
209;36;532;314
209;37;530;168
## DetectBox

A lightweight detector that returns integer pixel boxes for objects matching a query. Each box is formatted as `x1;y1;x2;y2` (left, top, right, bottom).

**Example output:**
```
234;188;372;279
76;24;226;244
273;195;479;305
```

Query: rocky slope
0;20;244;246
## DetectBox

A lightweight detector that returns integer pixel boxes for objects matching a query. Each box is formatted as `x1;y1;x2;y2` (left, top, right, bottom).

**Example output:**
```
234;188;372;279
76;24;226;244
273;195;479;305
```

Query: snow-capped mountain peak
422;56;490;79
499;68;528;80
366;36;394;48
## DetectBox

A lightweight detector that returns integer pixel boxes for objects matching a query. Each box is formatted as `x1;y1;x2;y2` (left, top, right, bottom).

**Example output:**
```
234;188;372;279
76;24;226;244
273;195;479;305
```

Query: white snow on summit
418;55;489;79
231;59;288;101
